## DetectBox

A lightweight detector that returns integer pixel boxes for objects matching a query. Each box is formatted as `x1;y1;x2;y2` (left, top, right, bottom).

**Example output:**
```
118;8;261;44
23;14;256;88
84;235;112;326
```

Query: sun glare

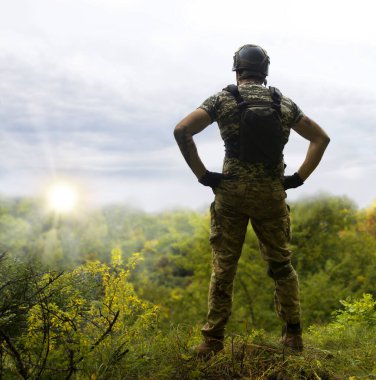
48;182;78;213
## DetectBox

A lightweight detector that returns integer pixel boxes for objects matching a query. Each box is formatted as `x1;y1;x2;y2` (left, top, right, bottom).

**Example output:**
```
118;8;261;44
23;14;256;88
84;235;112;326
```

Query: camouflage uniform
198;83;304;338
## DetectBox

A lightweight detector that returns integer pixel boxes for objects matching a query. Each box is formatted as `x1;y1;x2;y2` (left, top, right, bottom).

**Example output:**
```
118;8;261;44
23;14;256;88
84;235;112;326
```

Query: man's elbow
322;133;330;147
174;123;187;142
315;130;330;148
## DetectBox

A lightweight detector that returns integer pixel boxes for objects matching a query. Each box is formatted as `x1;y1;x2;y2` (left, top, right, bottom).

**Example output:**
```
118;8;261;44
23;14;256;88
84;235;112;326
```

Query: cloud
0;0;375;210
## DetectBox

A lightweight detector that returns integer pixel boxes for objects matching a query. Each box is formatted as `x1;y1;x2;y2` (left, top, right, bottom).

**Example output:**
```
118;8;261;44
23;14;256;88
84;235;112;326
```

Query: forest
0;194;376;379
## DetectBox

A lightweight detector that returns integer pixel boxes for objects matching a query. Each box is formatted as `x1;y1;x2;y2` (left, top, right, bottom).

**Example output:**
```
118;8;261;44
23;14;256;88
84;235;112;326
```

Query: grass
127;324;376;380
2;322;375;379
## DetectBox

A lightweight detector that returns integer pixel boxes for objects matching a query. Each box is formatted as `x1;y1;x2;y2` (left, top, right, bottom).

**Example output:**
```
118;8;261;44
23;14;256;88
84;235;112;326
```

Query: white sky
0;0;375;211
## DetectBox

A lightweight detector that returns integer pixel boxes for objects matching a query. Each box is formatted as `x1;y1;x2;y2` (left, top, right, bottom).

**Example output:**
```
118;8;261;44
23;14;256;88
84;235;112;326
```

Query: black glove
199;170;233;188
283;172;304;190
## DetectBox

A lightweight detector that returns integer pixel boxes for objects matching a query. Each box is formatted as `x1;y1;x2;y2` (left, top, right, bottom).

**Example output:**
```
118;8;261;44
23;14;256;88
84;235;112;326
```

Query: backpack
223;84;285;166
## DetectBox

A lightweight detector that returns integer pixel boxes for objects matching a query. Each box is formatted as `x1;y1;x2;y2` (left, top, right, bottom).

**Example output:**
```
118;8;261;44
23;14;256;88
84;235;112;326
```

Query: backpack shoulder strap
269;86;282;116
223;84;247;109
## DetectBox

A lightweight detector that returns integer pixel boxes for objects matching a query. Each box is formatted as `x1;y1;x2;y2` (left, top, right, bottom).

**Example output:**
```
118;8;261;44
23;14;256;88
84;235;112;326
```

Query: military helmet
232;44;270;78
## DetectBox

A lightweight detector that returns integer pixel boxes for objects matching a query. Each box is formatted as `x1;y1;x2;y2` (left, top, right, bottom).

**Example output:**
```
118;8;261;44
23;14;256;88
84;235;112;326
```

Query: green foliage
307;294;376;378
1;194;376;378
289;195;376;325
290;194;358;276
0;250;159;379
332;293;376;328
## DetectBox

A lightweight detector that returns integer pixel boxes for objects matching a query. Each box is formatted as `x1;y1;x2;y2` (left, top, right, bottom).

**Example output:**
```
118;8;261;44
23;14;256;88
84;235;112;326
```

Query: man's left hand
283;172;304;190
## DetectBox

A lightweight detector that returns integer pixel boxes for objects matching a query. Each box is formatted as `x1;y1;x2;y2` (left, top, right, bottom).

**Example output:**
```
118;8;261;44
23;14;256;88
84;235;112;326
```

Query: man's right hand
199;170;234;188
198;171;224;188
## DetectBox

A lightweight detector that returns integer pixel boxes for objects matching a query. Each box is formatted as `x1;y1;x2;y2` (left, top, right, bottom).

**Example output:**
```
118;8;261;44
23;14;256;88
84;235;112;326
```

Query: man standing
174;44;330;356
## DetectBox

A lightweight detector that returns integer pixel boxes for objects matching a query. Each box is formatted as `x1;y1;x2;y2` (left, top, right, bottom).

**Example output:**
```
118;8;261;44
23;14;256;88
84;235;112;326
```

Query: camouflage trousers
201;177;301;338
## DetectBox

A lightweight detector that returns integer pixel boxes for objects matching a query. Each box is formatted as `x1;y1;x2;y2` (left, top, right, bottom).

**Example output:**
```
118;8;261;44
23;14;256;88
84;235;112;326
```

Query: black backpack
223;84;285;166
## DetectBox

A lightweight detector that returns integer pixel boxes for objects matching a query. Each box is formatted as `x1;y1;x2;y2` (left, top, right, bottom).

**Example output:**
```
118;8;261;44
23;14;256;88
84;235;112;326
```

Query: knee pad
267;261;294;280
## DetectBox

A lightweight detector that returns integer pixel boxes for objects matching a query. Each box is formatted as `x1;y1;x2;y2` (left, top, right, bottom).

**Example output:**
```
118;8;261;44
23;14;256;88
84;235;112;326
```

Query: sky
0;0;375;212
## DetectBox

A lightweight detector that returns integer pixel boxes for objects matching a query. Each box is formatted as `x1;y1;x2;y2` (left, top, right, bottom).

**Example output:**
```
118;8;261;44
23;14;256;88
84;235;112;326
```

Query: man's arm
174;108;212;180
291;115;330;181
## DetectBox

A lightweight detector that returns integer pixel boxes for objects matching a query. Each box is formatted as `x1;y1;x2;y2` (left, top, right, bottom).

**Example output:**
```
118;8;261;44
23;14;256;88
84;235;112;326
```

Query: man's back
199;82;304;179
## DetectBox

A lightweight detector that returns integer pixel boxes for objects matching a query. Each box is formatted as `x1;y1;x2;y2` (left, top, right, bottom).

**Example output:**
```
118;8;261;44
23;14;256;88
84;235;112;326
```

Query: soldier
174;44;330;356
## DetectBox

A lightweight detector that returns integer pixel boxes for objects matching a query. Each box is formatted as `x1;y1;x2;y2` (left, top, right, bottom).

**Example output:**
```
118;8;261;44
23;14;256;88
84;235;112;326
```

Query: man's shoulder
279;92;304;125
212;86;236;99
199;87;235;111
280;92;297;107
197;87;231;122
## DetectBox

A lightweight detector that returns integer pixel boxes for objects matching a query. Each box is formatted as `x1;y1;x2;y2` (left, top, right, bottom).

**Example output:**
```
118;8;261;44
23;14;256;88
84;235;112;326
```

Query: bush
0;250;160;379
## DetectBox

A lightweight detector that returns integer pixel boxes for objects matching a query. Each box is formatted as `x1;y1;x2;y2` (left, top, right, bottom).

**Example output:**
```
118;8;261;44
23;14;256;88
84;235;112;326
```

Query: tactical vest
223;85;286;167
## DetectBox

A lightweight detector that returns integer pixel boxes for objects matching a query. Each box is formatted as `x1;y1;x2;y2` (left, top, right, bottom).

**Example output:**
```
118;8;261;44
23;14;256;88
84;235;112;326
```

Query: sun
48;182;79;213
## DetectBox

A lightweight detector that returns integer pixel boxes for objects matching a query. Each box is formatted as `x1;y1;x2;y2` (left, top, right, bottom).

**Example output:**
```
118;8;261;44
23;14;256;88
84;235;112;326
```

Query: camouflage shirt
198;82;304;179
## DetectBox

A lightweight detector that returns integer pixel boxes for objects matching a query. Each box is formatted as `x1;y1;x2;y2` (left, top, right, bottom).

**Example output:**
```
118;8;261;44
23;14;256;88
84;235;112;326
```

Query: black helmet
232;44;270;78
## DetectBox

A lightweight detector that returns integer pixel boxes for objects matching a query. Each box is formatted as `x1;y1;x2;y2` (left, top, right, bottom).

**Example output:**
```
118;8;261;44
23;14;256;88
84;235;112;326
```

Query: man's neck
238;78;263;85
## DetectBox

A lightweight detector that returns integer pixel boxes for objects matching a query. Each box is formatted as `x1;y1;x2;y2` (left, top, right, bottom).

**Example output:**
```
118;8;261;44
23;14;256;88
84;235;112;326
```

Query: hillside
0;194;375;379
